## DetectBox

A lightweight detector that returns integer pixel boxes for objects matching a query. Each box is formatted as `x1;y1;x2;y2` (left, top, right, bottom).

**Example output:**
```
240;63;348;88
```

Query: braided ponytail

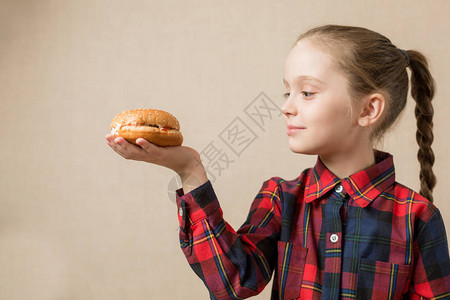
407;50;437;202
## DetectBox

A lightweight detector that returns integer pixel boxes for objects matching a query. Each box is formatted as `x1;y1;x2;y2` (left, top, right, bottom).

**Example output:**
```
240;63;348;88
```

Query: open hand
105;133;203;176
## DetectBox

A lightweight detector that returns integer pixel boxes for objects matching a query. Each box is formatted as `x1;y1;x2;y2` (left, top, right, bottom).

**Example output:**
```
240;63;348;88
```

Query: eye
283;92;315;99
302;91;314;98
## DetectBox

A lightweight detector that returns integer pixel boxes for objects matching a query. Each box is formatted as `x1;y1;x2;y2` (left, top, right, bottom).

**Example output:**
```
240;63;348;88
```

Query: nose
281;95;296;117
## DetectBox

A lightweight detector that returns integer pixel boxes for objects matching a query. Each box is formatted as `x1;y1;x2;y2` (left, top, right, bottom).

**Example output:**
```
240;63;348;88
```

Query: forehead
284;39;335;83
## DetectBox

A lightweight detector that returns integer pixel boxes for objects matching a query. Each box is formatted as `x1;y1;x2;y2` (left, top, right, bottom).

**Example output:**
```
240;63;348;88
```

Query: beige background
1;0;449;299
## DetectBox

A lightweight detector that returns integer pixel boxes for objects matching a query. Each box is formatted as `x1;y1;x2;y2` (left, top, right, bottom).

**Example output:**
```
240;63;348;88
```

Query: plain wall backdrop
1;0;449;299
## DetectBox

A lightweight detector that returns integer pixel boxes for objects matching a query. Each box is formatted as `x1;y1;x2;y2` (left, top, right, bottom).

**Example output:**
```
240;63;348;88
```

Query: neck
319;145;376;179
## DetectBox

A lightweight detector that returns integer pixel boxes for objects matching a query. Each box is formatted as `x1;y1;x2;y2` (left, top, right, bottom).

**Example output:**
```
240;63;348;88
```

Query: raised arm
106;134;282;298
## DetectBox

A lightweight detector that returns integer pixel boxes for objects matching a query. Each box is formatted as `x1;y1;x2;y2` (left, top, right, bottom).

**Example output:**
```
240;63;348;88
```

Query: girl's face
282;38;361;157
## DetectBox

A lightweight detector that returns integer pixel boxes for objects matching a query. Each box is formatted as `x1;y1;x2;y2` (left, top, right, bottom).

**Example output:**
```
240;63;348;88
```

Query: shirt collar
304;149;395;208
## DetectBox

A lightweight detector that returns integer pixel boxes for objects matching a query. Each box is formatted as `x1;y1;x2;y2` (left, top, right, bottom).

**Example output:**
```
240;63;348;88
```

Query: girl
106;24;450;299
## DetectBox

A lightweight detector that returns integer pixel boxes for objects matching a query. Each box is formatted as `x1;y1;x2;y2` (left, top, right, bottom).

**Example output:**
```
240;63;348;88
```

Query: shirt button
335;184;343;193
178;207;183;217
330;234;339;243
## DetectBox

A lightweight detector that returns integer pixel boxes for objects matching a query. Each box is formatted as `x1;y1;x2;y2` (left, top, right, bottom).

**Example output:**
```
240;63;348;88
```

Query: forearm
176;179;282;299
183;215;275;299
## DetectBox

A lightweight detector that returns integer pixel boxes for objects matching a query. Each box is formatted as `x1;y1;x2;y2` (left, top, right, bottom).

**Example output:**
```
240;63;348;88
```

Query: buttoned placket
320;183;347;300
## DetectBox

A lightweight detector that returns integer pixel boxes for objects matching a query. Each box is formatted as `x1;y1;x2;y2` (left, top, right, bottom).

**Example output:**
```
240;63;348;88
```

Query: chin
287;139;319;155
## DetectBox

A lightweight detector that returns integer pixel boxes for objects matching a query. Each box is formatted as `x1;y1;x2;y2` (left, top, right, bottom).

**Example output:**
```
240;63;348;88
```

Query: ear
358;93;385;127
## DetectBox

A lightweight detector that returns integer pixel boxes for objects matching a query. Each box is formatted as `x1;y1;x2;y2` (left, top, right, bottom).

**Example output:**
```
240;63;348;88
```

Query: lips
287;124;306;135
287;125;306;130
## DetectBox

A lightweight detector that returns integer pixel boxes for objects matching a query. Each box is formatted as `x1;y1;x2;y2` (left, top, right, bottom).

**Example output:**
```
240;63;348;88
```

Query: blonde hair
294;24;437;202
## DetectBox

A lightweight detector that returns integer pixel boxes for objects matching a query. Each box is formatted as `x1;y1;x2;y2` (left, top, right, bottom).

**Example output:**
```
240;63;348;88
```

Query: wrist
178;160;208;194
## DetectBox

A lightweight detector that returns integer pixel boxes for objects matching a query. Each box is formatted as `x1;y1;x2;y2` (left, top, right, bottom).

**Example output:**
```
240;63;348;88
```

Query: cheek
303;104;334;124
306;104;350;133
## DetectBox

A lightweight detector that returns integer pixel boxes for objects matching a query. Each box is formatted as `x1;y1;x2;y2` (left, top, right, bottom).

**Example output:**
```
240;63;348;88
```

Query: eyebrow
283;75;325;86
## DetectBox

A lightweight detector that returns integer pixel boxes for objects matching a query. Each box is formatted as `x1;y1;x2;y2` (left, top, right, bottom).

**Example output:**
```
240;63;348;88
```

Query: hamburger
110;108;183;146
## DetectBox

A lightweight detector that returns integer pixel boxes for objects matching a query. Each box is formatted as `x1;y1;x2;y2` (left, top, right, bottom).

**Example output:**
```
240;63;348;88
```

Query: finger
114;138;133;153
136;138;160;152
114;137;138;153
106;135;119;149
116;138;150;159
114;137;141;154
106;134;116;145
108;136;130;155
108;140;127;157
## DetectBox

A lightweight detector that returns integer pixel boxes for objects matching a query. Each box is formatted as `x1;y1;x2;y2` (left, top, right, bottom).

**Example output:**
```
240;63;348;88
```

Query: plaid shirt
175;149;450;299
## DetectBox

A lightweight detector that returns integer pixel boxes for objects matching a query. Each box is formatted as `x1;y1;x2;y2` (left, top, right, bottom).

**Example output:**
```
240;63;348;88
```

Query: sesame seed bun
110;109;183;146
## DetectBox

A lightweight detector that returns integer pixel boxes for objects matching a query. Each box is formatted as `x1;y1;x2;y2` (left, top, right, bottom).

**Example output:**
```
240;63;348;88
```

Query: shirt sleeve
175;178;282;299
408;207;450;299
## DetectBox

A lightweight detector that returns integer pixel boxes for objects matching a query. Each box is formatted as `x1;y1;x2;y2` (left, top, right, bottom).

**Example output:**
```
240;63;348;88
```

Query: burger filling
144;124;173;131
111;123;174;135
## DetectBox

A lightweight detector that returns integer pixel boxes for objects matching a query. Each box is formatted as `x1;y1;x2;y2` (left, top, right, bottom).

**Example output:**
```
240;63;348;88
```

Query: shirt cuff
175;180;221;230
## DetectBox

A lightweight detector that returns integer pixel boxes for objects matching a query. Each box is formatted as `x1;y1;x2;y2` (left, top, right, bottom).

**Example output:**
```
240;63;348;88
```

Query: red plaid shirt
175;149;450;299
